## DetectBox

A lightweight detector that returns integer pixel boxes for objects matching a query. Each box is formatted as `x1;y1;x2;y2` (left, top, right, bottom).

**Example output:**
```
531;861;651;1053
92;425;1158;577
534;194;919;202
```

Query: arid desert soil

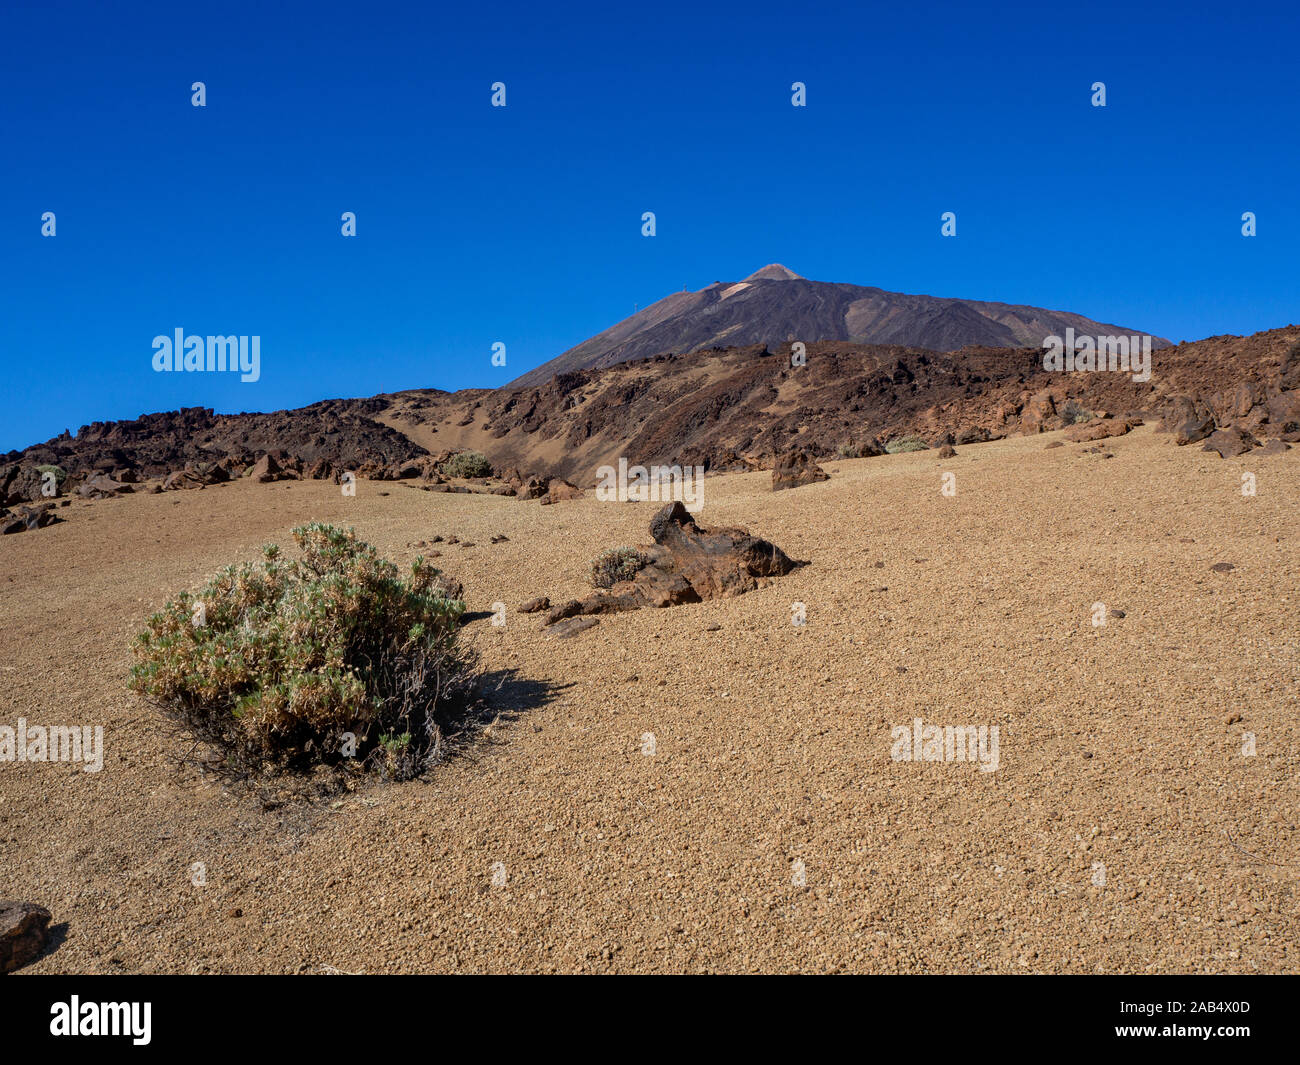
1;425;1296;973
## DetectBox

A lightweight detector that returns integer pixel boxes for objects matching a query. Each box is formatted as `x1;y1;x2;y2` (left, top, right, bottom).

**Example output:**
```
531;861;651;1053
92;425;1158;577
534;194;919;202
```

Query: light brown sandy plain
1;425;1296;973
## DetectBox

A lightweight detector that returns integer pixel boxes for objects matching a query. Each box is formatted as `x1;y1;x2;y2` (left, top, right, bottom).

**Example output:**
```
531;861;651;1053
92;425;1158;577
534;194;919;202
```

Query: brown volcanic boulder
541;502;803;627
78;471;134;498
544;478;583;503
1258;438;1292;455
772;449;829;491
1157;395;1216;445
515;476;546;500
1265;391;1300;437
3;465;60;504
937;444;957;458
1201;427;1260;458
1173;416;1216;446
1065;417;1142;443
302;458;335;480
1019;390;1057;434
161;463;228;491
249;453;289;483
0;901;52;973
1208;382;1263;424
1280;341;1300;391
647;501;800;600
1;504;63;535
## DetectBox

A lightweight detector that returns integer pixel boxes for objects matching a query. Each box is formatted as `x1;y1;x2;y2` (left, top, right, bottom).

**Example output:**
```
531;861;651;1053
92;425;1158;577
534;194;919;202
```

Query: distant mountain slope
507;264;1171;389
388;326;1297;482
8;327;1296;494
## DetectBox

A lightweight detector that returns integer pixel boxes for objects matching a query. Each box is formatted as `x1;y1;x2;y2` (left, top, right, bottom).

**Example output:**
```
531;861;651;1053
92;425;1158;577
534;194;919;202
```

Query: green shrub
884;435;929;454
35;464;67;484
440;450;493;479
589;546;652;588
129;522;475;779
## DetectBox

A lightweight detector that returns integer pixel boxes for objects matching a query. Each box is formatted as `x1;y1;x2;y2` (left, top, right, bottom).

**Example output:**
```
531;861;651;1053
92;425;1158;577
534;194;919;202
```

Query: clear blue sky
3;0;1297;452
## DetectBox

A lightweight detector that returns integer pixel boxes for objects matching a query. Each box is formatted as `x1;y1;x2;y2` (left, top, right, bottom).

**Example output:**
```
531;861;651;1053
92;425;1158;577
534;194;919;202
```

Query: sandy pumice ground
2;425;1296;973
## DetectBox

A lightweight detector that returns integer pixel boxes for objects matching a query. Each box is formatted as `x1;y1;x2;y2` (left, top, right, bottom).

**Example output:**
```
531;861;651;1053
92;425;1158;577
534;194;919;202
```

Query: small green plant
440;450;493;479
129;522;475;779
35;464;67;484
589;546;652;588
884;435;929;454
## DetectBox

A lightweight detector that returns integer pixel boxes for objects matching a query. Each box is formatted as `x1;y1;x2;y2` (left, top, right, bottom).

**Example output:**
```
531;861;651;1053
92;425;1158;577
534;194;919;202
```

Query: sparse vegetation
129;522;475;779
837;442;874;458
1061;400;1095;425
884;435;929;454
440;450;493;479
589;546;652;588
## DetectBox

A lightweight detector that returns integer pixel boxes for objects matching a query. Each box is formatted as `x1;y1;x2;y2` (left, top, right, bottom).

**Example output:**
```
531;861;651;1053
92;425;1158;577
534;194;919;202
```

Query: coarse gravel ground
1;424;1297;973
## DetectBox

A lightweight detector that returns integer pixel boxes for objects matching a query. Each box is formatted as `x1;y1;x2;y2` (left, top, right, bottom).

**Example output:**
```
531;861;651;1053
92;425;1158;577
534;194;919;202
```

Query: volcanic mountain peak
506;266;1171;389
742;263;804;282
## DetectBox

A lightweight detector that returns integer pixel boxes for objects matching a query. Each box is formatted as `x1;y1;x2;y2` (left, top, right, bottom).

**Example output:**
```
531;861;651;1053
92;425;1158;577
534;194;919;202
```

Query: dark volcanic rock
2;465;59;504
1065;417;1142;443
6;403;426;486
0;901;52;973
549;616;600;639
543;478;583;504
1;503;63;534
937;444;957;458
647;501;801;600
162;463;229;491
79;471;134;498
249;453;290;483
772;449;829;492
1201;427;1259;458
542;502;803;629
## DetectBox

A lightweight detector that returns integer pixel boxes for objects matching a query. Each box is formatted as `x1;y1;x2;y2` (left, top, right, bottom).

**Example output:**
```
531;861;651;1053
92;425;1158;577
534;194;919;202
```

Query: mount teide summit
508;265;1170;388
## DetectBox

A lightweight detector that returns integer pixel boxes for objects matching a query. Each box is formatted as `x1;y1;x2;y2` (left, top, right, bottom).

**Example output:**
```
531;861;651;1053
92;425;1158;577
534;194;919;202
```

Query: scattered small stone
1226;713;1243;726
704;623;721;631
490;534;510;543
518;597;550;613
1110;609;1126;619
1210;562;1236;573
937;444;957;459
549;616;600;639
